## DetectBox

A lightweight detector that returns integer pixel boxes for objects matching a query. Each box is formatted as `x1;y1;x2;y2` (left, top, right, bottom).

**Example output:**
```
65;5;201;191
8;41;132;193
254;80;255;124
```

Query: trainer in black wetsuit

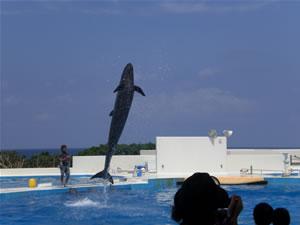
59;145;71;187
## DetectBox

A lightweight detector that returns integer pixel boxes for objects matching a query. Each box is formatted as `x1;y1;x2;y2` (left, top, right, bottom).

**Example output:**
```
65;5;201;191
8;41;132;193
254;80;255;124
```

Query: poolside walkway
0;178;149;195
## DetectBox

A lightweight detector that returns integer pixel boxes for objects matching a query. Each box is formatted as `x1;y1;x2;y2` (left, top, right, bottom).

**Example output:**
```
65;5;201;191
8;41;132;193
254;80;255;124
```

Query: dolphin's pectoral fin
134;86;145;96
109;110;114;117
90;170;114;184
113;84;125;93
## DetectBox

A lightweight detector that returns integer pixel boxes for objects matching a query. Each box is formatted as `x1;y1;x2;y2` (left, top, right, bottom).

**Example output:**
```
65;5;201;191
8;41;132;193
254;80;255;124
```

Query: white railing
240;167;300;177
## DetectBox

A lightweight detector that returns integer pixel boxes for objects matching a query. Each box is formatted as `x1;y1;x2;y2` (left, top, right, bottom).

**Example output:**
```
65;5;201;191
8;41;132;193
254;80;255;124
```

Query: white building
156;136;300;177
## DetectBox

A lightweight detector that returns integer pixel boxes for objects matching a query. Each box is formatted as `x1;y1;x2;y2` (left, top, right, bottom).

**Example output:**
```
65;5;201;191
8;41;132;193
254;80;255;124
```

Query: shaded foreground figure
253;203;291;225
172;173;243;225
59;145;71;187
253;202;273;225
273;208;290;225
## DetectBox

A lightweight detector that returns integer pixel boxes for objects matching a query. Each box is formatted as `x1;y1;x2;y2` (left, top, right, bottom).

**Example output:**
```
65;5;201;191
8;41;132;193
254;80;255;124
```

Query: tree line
0;143;156;168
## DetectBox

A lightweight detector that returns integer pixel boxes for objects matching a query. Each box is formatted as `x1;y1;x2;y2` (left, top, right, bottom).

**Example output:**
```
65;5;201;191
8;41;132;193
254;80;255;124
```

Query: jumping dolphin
91;63;145;183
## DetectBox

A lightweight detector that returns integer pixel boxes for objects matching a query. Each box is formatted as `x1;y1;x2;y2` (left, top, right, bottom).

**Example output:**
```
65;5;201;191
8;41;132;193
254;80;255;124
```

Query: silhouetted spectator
172;172;243;225
253;202;273;225
273;208;290;225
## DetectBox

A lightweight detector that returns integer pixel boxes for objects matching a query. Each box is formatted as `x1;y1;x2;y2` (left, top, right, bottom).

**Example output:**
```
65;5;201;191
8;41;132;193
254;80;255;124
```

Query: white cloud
1;80;9;89
161;2;209;14
78;8;121;15
3;96;20;106
35;113;51;121
133;88;256;121
135;64;172;82
198;68;219;79
1;1;121;16
54;94;74;104
160;1;269;14
0;10;23;16
292;87;300;94
1;1;274;17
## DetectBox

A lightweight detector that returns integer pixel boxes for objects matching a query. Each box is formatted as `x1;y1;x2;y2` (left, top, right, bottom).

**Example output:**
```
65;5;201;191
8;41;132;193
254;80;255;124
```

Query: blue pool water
1;177;299;225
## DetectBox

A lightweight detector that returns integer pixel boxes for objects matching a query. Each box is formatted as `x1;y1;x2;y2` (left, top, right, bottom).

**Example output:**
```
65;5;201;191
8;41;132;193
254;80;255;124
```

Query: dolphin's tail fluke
90;170;114;184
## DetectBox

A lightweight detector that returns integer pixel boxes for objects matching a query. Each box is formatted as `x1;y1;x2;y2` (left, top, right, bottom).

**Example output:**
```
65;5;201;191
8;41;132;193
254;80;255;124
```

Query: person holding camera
172;173;243;225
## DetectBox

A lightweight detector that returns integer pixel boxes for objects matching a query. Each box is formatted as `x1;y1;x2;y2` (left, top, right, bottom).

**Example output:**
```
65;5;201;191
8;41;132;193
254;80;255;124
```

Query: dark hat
60;145;67;153
273;208;290;225
180;173;229;207
172;173;229;225
253;202;273;225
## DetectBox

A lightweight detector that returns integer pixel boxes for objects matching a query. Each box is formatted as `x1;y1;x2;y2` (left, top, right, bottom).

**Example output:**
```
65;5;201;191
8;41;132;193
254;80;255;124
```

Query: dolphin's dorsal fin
113;84;124;93
134;86;145;96
109;110;114;117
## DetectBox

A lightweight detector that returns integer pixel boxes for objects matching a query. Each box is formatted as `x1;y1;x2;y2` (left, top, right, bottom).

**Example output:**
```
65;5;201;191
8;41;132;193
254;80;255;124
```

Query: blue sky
1;1;299;149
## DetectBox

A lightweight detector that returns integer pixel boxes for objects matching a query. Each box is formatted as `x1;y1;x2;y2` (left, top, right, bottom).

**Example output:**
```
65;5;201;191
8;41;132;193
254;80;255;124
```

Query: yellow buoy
28;178;37;188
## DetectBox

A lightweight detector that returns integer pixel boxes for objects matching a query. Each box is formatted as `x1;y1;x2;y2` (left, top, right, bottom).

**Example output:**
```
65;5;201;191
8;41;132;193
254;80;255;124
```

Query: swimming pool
1;177;299;225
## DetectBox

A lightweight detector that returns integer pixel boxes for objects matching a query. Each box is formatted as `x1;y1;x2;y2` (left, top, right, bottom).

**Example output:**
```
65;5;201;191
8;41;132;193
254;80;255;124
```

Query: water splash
64;197;101;208
64;182;111;209
102;181;109;207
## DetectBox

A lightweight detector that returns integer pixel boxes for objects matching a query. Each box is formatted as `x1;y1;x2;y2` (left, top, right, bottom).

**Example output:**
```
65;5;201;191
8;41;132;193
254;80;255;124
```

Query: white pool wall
0;155;156;176
72;155;156;174
0;168;62;176
227;149;291;174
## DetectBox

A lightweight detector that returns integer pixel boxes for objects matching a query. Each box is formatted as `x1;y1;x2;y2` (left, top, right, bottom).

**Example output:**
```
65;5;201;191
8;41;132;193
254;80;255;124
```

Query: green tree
77;142;156;156
23;152;60;168
0;142;156;168
77;144;108;156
